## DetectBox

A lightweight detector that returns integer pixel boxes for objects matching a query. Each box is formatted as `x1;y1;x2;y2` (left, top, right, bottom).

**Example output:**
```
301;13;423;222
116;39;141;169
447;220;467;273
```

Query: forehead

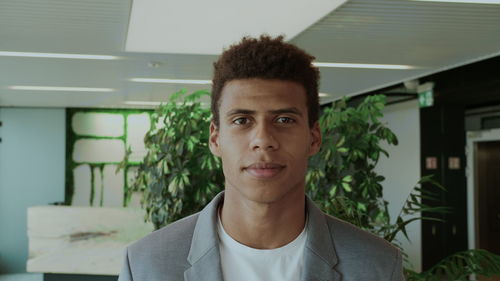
219;79;307;111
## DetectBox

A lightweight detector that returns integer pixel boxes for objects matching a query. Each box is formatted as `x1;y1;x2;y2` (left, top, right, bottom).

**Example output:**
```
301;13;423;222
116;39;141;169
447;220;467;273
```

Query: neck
219;187;306;249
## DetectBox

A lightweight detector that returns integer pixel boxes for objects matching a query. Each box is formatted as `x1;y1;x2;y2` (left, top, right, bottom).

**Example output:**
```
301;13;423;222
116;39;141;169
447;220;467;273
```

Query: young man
118;36;404;281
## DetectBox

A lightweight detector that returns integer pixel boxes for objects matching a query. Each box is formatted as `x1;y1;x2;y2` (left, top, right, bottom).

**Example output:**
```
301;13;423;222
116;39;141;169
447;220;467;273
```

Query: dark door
476;141;500;255
421;105;468;270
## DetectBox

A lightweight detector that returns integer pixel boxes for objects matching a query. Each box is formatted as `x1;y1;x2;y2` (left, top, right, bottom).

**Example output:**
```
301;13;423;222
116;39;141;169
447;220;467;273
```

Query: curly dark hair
211;35;320;127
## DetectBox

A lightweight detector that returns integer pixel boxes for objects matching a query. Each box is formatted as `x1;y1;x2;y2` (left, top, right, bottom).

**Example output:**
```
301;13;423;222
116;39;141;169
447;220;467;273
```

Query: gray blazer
118;192;404;281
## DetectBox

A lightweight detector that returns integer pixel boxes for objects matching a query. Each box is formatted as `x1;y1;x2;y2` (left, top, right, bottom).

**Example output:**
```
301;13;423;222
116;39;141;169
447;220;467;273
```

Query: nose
249;122;279;151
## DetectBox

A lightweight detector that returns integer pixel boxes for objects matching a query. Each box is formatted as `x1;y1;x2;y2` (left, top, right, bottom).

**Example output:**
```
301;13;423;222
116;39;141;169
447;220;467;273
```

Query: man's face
209;78;321;204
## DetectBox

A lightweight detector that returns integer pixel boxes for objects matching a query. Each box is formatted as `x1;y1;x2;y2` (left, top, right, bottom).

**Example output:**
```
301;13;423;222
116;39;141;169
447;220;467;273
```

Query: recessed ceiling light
410;0;500;3
130;78;212;85
9;86;115;92
0;51;120;60
125;101;163;106
319;93;330;97
313;62;417;70
125;101;210;107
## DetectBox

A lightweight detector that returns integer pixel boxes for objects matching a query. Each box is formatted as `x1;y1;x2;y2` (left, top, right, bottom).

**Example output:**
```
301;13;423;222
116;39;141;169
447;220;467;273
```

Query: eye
233;117;249;125
276;117;295;124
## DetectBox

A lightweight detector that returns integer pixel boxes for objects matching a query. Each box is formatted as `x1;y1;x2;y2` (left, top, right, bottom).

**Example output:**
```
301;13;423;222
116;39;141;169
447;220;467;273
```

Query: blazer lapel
184;193;224;281
184;247;222;281
301;197;342;281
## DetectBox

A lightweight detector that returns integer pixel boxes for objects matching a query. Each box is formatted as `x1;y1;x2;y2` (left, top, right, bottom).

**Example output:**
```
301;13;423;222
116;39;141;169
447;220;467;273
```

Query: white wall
374;99;422;272
0;108;65;273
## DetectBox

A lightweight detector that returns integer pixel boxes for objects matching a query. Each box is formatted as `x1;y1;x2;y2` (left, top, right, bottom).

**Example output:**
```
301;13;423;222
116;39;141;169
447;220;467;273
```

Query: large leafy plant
121;89;223;229
307;95;398;231
307;96;451;242
123;90;500;280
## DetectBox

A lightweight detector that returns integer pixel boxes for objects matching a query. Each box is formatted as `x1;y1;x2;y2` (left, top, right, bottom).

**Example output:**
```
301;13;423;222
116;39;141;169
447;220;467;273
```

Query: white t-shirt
217;215;308;281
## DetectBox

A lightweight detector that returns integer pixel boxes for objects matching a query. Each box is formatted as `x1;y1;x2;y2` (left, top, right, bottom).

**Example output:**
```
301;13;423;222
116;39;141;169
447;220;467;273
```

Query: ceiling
126;0;348;54
1;0;500;108
422;55;500;108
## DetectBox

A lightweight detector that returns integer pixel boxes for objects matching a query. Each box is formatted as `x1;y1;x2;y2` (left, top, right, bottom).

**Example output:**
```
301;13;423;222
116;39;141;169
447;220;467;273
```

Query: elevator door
476;141;500;255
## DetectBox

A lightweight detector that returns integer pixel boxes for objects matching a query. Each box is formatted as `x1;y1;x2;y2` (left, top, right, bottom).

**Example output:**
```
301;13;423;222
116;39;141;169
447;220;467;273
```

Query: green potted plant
121;89;223;229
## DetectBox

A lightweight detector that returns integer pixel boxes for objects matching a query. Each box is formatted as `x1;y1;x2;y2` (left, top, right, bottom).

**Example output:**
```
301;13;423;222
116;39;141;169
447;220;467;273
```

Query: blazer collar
302;197;342;281
184;192;224;281
184;192;341;281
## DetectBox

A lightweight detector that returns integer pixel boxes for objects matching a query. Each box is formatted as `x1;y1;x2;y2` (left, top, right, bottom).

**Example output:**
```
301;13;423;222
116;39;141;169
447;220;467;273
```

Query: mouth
243;162;286;179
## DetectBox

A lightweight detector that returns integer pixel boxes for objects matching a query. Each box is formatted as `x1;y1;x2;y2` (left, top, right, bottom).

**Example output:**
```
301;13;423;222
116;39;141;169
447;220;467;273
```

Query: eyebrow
226;107;303;117
270;107;303;116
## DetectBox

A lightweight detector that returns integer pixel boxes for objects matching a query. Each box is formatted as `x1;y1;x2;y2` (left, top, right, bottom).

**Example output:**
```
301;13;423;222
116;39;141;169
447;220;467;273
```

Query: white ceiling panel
125;0;348;54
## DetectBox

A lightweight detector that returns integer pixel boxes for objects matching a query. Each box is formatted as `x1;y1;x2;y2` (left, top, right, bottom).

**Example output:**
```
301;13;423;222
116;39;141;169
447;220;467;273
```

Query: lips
243;162;285;179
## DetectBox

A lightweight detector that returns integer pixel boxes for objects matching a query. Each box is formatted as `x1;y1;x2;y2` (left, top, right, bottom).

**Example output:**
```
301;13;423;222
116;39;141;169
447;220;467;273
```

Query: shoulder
324;213;398;255
133;213;197;247
323;214;403;280
128;212;199;258
124;213;200;279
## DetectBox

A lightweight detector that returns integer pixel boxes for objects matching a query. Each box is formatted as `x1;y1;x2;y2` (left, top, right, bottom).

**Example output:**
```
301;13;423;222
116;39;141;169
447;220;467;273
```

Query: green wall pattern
66;109;153;207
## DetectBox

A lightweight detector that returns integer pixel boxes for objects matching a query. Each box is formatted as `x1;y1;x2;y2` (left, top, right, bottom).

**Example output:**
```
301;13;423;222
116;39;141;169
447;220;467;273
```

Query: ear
209;121;222;157
308;121;322;156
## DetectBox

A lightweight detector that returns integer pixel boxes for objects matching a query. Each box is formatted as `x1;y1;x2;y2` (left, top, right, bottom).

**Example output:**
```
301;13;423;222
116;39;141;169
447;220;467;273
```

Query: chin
239;182;300;205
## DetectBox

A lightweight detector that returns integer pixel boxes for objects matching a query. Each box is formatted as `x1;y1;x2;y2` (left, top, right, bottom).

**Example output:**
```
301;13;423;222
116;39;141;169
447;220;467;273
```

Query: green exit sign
419;90;434;108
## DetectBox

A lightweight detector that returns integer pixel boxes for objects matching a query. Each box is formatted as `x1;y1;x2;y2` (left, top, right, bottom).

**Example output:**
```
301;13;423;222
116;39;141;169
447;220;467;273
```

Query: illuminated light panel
410;0;500;3
319;93;330;97
0;51;120;60
313;62;417;70
9;86;115;92
130;78;212;85
125;101;209;107
126;0;348;54
124;101;163;106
